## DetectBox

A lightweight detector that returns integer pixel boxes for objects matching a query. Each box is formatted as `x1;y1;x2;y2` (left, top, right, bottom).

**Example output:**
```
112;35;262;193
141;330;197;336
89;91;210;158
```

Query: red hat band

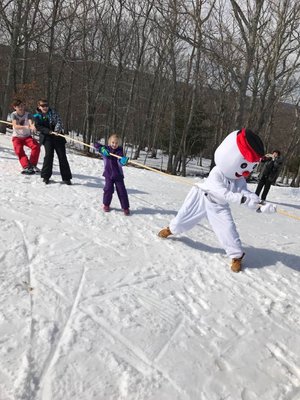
236;128;262;162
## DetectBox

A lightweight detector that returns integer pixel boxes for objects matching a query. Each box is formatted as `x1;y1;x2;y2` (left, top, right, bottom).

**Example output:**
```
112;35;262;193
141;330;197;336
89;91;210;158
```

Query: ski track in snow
1;134;300;400
40;265;87;400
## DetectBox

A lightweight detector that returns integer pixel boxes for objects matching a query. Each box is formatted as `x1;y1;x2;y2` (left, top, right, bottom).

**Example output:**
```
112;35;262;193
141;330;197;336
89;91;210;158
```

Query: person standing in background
255;150;283;202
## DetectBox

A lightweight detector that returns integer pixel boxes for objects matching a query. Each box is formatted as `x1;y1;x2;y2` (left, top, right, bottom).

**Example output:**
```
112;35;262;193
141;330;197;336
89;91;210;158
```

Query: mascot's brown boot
158;227;172;238
230;253;245;273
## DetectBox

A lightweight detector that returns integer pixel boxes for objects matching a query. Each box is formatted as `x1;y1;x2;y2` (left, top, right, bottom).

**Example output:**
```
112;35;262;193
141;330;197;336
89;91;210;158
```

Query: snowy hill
0;133;300;400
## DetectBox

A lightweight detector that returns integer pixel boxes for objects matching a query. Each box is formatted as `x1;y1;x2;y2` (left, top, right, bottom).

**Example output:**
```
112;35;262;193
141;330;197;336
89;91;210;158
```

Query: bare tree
0;0;26;125
229;0;266;126
248;0;300;144
171;0;215;176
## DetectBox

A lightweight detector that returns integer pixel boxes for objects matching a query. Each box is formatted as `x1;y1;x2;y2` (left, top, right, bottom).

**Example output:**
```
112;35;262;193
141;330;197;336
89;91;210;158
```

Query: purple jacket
102;145;125;181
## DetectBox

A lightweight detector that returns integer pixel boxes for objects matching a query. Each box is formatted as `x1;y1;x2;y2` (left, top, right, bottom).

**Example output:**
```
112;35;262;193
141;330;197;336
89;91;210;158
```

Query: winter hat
236;128;265;162
214;129;265;179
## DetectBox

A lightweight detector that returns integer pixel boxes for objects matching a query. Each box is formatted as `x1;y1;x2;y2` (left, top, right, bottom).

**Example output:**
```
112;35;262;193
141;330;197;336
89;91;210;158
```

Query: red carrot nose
242;171;250;177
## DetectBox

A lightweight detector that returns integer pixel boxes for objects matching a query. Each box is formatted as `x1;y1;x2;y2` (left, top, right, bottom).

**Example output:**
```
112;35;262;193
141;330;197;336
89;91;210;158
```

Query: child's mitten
100;146;110;157
119;156;129;166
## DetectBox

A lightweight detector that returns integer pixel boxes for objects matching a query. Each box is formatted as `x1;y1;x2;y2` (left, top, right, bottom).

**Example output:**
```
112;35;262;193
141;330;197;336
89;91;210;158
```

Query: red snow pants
12;136;40;168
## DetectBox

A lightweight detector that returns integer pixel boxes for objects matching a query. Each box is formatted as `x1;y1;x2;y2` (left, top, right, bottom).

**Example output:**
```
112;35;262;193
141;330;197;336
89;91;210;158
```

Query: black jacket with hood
259;154;283;185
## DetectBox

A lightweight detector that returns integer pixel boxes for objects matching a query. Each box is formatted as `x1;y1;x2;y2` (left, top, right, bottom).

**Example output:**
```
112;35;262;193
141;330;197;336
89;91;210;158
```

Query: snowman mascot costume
158;128;276;272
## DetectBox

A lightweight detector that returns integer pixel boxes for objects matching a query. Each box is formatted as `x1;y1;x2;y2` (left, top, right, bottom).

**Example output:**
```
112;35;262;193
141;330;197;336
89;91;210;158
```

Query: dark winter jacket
101;145;125;181
33;108;65;145
259;155;283;185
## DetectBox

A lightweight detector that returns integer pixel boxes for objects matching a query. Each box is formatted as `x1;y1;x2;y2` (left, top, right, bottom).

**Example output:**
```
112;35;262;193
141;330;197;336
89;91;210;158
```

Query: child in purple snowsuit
99;134;130;215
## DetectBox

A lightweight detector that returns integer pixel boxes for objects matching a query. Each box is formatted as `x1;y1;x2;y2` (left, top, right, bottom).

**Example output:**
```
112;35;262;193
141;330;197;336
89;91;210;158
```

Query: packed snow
0;133;300;400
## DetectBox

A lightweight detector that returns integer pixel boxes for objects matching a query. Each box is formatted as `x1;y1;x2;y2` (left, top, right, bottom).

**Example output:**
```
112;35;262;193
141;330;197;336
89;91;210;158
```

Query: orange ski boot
158;227;172;238
230;253;245;273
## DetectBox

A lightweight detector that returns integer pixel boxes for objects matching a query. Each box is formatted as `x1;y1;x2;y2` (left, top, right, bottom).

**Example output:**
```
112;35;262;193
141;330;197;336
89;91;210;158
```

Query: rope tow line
274;208;300;221
53;131;195;186
35;131;300;222
0;117;249;185
1;119;299;221
0;121;192;185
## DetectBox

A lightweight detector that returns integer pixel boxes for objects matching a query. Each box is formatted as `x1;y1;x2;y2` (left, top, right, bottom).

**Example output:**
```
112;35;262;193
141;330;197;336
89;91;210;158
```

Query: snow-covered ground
0;133;300;400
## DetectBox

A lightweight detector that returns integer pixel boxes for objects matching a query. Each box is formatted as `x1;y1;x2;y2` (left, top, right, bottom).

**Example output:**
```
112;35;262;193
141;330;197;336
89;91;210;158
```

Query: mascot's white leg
204;197;244;259
169;186;207;234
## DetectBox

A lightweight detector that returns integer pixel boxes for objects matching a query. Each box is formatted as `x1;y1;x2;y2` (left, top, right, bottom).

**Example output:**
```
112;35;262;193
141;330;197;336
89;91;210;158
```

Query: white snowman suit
169;129;264;259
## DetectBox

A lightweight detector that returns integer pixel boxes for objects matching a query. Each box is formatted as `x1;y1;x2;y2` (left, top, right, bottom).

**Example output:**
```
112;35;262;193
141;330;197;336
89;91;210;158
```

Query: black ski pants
255;175;272;201
41;136;72;181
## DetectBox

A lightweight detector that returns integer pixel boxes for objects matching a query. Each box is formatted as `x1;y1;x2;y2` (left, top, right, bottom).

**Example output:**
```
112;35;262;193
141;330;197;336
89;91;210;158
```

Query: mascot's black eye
240;163;247;169
252;163;257;170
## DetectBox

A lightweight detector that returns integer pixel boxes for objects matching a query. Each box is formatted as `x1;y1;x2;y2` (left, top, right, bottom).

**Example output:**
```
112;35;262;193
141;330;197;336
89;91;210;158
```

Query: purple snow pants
103;178;129;209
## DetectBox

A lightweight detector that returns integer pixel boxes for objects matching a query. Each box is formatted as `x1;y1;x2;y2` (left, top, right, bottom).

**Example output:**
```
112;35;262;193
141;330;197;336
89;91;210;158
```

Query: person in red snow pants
12;136;40;168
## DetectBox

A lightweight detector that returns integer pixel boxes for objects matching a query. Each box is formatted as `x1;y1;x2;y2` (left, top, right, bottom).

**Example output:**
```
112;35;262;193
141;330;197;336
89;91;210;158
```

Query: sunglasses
39;104;48;107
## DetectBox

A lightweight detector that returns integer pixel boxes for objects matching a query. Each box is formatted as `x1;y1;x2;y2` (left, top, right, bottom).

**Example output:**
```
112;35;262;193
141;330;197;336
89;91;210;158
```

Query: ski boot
231;253;245;273
158;227;172;238
21;166;35;175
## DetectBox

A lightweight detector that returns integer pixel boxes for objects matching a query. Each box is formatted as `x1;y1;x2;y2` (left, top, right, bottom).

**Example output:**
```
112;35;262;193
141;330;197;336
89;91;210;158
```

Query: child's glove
94;142;101;150
119;156;129;166
257;203;277;214
241;193;260;209
100;146;110;157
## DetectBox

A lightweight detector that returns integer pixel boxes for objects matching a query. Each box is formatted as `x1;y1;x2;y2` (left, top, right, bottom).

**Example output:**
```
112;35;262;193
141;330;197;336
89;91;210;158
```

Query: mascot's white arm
198;166;275;212
198;167;244;205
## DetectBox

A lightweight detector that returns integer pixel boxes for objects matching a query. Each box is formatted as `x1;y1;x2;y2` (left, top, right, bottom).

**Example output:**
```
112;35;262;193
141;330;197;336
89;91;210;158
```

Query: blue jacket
34;108;65;144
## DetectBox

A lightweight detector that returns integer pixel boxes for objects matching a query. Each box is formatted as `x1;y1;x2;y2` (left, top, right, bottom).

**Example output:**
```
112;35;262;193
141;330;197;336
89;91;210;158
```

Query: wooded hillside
0;0;299;184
